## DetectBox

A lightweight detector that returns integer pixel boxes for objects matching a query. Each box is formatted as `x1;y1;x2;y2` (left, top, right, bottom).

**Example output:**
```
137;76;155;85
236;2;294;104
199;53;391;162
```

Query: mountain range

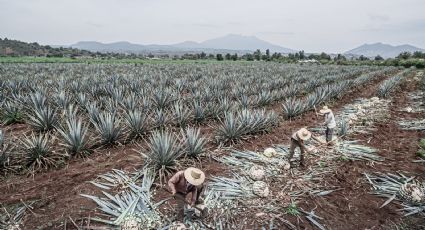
345;42;425;58
70;34;296;54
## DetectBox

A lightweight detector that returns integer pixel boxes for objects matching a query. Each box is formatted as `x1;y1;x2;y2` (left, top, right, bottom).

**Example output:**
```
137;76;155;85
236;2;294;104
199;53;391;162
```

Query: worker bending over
168;167;205;221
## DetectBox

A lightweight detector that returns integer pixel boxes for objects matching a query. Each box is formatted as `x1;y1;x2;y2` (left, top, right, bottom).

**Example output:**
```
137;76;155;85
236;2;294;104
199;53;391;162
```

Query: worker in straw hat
319;105;336;144
288;128;322;167
168;167;205;221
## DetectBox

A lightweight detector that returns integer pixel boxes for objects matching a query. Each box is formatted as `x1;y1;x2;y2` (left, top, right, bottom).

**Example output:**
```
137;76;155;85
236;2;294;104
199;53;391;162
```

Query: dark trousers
175;186;204;221
289;138;305;165
325;127;334;142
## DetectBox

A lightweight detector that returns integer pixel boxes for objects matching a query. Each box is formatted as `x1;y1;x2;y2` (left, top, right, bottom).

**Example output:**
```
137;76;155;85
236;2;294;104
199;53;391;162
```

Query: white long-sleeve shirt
324;112;336;129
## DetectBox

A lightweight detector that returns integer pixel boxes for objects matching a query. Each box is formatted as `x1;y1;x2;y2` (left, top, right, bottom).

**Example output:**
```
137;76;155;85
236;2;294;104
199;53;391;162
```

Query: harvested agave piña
399;183;425;205
252;181;270;198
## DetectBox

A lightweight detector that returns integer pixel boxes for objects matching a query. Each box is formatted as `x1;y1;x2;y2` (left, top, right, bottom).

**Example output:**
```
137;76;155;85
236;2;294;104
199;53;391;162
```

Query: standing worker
288;128;322;167
319;106;336;144
168;167;205;221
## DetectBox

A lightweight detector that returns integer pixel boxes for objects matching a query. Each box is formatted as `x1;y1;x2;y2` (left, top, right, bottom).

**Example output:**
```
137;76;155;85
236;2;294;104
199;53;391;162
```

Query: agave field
0;63;424;229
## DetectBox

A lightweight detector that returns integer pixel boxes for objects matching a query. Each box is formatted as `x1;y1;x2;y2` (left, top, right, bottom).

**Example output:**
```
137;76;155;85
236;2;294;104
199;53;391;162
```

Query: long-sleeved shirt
291;131;307;151
168;171;198;205
324;112;336;129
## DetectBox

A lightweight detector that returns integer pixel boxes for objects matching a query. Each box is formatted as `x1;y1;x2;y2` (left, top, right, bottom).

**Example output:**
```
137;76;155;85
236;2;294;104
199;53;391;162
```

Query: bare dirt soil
1;71;425;229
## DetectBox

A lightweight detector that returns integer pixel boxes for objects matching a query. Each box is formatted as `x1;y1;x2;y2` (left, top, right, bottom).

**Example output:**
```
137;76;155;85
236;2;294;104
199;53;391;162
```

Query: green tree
231;53;238;61
245;53;254;61
216;53;224;61
254;49;261;61
298;50;305;59
320;52;331;60
397;52;411;60
374;55;384;61
359;55;369;61
413;51;425;59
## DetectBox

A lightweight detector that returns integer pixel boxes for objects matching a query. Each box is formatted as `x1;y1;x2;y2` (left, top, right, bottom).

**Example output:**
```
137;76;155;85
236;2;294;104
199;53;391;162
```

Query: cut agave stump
252;181;270;198
249;165;265;181
399;183;425;205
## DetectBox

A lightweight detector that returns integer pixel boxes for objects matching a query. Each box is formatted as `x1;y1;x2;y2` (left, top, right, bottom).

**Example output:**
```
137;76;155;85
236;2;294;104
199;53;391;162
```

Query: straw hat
184;167;205;186
319;106;331;114
296;128;311;141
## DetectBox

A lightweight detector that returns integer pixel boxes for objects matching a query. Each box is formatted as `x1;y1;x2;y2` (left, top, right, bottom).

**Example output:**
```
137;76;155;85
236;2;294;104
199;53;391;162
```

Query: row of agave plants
0;63;397;176
377;69;411;98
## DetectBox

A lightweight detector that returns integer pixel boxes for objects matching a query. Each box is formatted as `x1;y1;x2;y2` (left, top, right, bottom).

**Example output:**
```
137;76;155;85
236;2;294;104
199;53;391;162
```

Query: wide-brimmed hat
319;106;331;114
184;167;205;186
296;128;312;141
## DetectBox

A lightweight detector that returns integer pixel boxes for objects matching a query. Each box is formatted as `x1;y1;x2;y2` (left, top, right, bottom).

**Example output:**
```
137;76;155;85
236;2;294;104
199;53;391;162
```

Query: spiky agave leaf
92;112;123;146
377;75;403;98
80;171;162;228
282;98;307;119
28;91;47;111
215;112;246;144
254;91;273;107
151;109;170;130
86;101;100;125
237;95;251;109
22;133;63;173
63;103;79;119
121;93;139;112
0;203;30;229
338;119;350;136
1;101;24;125
54;90;71;110
90;169;144;191
237;109;278;134
0;130;15;175
124;109;149;140
144;130;182;178
193;100;207;124
171;101;192;128
27;104;58;132
58;117;91;157
152;88;175;109
181;127;208;158
76;92;88;108
216;97;233;118
364;172;425;215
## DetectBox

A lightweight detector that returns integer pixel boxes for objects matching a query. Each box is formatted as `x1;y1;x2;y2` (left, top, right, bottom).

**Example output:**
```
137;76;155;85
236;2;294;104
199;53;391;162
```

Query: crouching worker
168;167;205;221
288;128;322;167
319;106;336;144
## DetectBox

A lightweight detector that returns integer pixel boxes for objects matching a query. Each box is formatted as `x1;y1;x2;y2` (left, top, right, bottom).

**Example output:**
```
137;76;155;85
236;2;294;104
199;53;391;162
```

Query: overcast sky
1;0;424;53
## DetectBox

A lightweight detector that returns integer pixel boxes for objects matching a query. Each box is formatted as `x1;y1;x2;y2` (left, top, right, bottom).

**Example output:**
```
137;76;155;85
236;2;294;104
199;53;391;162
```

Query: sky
0;0;424;53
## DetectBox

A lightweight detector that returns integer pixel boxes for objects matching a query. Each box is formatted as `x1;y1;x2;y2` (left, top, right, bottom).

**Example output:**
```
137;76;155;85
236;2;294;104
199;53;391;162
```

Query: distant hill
345;42;425;58
173;34;295;53
0;37;92;57
71;34;296;54
71;41;177;53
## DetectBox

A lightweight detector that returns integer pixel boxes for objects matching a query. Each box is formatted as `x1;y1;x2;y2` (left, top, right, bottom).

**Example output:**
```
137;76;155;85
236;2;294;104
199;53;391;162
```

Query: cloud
256;31;295;36
191;23;220;28
361;18;425;34
367;13;390;22
86;21;103;28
